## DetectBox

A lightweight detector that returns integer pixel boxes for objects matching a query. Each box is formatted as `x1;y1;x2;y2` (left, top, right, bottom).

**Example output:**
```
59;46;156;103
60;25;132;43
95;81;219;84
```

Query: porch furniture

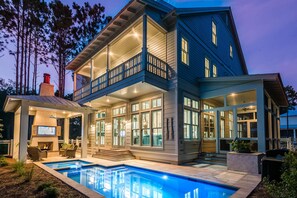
66;145;78;158
27;146;48;161
59;143;71;156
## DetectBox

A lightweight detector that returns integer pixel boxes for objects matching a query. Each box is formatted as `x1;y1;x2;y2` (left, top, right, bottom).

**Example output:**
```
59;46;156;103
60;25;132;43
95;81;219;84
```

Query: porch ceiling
88;82;165;108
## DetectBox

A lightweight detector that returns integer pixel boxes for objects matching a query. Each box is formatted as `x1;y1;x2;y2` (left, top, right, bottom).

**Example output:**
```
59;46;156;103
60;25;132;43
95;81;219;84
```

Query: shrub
12;160;25;176
37;182;52;191
44;186;59;198
230;138;251;153
23;166;34;182
0;156;8;167
264;151;297;198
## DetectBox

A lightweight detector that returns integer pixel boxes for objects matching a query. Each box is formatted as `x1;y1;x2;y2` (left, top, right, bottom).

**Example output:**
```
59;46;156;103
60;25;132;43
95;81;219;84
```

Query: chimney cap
43;73;51;84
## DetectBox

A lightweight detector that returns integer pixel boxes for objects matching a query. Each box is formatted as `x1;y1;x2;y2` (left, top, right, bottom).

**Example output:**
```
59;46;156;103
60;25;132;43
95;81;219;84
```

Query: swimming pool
54;163;237;198
44;160;91;169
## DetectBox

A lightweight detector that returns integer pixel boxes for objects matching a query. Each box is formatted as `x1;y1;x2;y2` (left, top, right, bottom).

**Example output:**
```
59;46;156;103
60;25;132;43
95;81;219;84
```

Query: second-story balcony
74;52;171;102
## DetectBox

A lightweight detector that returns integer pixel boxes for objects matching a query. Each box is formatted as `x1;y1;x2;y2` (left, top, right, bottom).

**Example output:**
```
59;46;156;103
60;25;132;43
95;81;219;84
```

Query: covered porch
3;95;94;161
198;73;288;153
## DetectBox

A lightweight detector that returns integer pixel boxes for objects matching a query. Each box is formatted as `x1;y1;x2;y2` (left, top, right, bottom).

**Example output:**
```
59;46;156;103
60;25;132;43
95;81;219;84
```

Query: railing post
122;63;125;79
142;14;147;71
90;58;94;94
166;63;169;80
106;45;110;87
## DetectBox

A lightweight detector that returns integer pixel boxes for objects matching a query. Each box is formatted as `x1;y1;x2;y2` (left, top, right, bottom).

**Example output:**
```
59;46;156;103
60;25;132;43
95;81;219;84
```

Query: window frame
230;44;233;58
213;64;217;77
212;20;217;46
181;37;189;65
205;57;210;78
183;96;200;140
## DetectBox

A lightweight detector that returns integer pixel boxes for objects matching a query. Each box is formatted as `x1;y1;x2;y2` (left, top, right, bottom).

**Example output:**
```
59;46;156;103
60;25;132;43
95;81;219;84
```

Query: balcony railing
74;52;170;101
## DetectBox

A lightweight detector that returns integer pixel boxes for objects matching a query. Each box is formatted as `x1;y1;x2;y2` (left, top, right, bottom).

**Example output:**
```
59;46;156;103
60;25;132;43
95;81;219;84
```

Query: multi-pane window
183;96;199;140
96;112;106;119
141;101;150;110
213;64;217;77
205;58;210;78
181;37;189;65
152;98;162;108
132;114;140;145
152;110;162;146
230;44;233;58
113;106;126;116
131;97;163;147
203;104;215;138
212;21;217;45
229;112;233;135
142;112;150;146
131;103;139;112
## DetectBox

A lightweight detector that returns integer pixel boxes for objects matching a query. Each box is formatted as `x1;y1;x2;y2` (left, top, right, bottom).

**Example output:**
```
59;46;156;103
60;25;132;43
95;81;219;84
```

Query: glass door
113;117;126;147
96;120;105;146
219;110;234;153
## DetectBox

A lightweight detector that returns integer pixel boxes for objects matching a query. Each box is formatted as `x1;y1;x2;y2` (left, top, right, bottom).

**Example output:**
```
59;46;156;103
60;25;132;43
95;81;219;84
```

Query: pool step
197;153;227;166
92;149;135;161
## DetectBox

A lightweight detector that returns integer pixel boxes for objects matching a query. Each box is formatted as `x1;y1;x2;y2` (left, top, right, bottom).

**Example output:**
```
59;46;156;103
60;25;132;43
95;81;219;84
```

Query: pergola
4;95;94;161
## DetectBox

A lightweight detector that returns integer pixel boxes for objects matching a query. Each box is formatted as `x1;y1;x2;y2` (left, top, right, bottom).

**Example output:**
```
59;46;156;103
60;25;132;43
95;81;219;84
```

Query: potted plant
231;138;251;153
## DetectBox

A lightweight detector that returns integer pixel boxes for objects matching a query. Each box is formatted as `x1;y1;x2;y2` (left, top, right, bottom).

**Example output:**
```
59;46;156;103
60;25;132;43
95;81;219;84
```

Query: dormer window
181;37;189;65
212;21;217;46
230;44;233;58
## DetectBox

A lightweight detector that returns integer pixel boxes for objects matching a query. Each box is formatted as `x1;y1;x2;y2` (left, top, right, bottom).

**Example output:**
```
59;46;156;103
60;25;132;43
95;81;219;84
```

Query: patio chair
66;145;78;158
59;143;71;156
27;146;48;161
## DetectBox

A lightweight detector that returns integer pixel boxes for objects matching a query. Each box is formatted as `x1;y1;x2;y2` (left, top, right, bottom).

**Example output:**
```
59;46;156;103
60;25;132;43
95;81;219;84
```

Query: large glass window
181;37;189;65
113;106;126;116
142;112;150;146
152;110;162;146
203;104;215;139
205;58;210;78
237;106;257;138
132;97;163;147
132;114;140;145
183;96;199;140
212;21;217;45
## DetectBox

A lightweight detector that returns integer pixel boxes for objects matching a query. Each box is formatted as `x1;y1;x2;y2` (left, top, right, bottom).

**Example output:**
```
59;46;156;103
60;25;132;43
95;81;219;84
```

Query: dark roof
3;95;92;113
198;73;288;107
65;0;247;74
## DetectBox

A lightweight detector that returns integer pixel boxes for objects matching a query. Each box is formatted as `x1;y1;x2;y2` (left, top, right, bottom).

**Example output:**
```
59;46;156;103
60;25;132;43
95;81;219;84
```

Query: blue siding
177;12;245;80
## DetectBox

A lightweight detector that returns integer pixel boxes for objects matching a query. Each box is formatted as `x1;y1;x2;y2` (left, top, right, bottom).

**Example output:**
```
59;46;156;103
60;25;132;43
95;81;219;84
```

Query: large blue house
4;0;287;163
65;0;288;164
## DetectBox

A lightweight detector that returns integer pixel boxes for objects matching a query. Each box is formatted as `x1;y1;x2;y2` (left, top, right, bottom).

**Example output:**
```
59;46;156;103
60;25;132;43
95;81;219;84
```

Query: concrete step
92;149;135;161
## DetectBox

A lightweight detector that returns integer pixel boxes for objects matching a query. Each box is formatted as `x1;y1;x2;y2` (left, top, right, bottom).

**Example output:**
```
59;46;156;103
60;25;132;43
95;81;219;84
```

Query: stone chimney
39;73;54;96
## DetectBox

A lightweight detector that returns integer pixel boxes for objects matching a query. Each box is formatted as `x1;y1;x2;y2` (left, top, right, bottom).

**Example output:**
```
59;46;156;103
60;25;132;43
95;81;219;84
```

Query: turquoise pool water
44;160;91;169
53;163;237;198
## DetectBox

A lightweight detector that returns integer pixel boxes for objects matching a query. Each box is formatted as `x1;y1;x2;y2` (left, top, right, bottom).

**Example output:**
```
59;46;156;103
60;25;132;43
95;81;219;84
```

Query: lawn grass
0;157;88;198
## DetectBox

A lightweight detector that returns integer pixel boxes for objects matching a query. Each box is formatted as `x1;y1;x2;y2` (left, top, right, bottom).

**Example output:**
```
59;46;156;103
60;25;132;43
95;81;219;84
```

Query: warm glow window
203;104;215;139
230;44;233;58
131;97;163;147
213;64;217;77
212;21;217;45
183;96;199;140
205;58;210;77
181;37;189;65
113;106;126;116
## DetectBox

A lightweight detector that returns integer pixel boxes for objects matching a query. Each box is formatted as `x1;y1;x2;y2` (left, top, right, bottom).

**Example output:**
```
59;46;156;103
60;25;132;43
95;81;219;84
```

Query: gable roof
66;0;247;75
3;95;92;113
165;6;248;75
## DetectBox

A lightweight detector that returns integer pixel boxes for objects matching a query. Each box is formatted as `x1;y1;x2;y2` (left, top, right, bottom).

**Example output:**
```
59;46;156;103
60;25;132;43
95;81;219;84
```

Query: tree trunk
15;1;20;95
27;31;32;93
24;25;28;94
20;1;25;94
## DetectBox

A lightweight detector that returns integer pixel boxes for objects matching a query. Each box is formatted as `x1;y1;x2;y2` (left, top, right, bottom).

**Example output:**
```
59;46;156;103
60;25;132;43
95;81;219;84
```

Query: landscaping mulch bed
0;158;88;198
248;182;271;198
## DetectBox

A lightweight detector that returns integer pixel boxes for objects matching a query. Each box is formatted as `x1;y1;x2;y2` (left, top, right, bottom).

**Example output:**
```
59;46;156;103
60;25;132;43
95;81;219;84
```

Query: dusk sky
1;0;296;94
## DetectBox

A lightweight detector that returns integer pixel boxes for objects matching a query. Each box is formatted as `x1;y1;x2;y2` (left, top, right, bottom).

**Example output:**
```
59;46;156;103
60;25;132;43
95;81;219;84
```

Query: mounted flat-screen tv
37;126;56;136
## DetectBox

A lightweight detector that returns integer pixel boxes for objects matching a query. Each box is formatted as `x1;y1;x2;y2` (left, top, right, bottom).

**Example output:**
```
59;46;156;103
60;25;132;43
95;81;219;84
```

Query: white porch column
81;113;89;158
19;102;29;161
13;107;21;160
64;118;70;144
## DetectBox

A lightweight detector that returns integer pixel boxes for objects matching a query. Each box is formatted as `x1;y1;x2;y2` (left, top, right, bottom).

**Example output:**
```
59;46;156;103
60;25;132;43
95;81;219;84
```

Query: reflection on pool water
57;165;237;198
44;160;91;169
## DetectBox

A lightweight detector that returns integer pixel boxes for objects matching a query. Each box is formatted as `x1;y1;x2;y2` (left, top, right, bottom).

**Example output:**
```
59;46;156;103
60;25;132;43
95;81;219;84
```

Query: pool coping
35;158;261;198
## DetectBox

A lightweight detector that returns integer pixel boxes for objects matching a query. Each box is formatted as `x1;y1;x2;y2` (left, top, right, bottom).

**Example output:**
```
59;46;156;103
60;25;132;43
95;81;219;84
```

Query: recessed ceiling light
107;99;110;102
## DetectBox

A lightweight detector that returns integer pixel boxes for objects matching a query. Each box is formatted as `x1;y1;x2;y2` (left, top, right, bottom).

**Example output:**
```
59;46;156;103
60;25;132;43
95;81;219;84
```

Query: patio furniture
66;145;78;158
27;146;48;161
59;143;70;156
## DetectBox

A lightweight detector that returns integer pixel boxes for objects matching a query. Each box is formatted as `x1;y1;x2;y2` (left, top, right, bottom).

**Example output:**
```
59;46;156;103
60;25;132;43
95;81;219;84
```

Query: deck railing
74;52;169;101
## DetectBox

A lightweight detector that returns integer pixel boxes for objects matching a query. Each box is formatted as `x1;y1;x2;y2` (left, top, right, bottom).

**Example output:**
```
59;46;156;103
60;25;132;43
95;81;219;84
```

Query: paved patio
35;155;261;198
